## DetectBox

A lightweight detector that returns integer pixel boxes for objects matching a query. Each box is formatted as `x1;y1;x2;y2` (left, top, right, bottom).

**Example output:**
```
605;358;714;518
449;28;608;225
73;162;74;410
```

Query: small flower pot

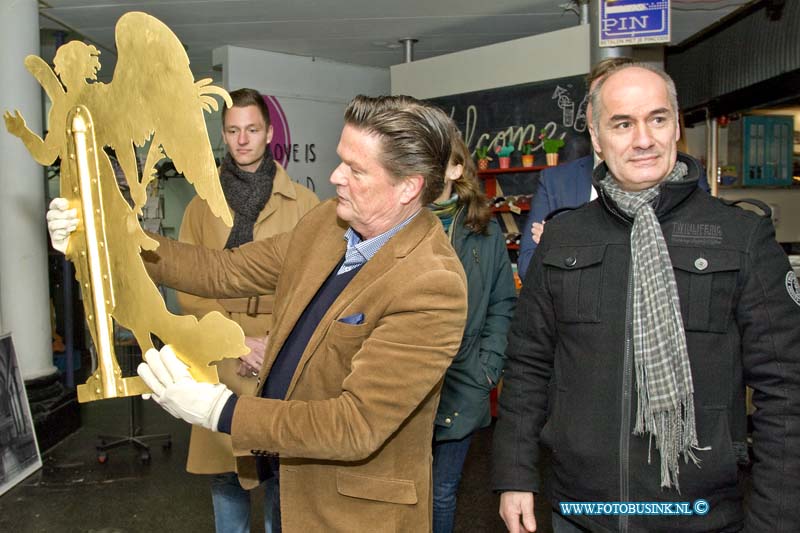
521;154;534;167
499;156;511;169
546;153;559;166
477;158;490;170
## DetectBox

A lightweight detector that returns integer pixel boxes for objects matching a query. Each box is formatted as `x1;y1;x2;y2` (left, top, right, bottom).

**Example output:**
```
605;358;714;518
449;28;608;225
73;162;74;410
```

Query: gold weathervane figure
4;12;248;402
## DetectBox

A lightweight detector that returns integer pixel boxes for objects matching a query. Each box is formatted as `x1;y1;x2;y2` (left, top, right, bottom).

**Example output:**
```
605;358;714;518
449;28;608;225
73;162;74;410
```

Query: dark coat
518;155;594;279
435;210;517;441
518;156;712;280
493;154;800;532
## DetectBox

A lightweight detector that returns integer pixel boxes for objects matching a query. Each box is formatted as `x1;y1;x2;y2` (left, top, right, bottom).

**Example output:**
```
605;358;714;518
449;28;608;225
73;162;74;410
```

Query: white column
0;0;57;379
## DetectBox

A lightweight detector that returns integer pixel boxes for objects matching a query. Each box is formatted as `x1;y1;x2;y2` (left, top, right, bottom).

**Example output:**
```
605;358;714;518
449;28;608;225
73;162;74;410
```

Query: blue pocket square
338;312;364;325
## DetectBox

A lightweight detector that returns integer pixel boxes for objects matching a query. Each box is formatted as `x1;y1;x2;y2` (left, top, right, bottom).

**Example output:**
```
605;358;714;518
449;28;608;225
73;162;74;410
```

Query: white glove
46;197;79;254
137;345;233;432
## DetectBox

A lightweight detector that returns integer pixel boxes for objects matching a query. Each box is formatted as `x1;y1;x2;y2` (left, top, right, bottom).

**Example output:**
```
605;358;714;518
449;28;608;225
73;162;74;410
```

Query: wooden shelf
479;164;543;253
478;165;546;176
480;165;543;198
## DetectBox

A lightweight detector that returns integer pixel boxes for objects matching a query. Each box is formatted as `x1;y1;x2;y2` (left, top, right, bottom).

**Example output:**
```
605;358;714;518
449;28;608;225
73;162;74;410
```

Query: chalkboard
428;74;592;195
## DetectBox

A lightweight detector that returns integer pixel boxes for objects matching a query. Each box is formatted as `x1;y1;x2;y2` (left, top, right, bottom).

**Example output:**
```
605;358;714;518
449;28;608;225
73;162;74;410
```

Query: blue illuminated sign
599;0;671;47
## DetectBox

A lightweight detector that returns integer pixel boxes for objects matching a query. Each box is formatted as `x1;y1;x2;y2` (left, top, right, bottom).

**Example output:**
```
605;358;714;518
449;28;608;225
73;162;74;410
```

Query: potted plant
475;146;493;170
539;129;565;166
521;141;535;167
495;144;514;169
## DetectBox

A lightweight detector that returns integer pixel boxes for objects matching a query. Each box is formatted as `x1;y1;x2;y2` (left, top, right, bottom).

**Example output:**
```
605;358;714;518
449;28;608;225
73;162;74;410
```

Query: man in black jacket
493;63;799;533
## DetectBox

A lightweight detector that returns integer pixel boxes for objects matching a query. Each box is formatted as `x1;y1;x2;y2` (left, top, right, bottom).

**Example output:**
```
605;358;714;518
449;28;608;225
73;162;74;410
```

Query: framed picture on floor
0;333;42;496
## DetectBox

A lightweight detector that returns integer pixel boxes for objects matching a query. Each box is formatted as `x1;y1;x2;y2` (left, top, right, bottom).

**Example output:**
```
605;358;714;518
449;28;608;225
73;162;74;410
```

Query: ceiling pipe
577;0;589;25
399;38;418;63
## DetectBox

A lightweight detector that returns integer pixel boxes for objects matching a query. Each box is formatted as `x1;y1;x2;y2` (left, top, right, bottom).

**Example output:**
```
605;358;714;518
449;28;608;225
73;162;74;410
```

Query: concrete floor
0;397;217;532
0;397;540;533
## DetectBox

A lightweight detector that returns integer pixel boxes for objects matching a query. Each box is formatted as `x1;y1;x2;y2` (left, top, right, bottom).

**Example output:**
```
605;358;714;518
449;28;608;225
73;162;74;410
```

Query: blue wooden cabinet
740;115;794;186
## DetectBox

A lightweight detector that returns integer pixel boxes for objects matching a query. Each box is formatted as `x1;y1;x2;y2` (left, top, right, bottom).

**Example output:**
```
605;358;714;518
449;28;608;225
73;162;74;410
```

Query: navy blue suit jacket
517;156;593;279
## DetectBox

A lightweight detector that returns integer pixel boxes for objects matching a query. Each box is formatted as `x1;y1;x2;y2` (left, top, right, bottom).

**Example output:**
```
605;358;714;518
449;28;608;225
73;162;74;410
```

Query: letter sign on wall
599;0;671;47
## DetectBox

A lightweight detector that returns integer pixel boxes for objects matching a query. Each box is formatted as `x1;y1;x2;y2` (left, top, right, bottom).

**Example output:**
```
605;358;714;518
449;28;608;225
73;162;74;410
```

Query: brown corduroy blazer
147;199;467;532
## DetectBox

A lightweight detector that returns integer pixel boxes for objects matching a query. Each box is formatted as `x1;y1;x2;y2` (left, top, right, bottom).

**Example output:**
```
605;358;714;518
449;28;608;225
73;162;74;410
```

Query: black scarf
219;150;277;249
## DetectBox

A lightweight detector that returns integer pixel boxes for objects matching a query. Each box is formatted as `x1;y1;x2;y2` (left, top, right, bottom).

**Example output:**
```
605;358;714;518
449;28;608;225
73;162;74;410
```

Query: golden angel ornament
4;12;248;402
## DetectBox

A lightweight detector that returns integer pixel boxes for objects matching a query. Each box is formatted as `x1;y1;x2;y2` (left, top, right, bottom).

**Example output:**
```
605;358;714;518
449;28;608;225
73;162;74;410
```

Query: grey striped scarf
601;161;705;491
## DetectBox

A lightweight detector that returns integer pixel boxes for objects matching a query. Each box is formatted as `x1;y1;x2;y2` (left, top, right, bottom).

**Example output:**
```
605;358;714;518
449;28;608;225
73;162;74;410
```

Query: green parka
434;208;517;441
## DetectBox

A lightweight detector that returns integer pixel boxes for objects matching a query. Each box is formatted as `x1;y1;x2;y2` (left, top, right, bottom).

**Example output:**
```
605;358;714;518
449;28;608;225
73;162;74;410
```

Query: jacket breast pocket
670;247;741;332
543;245;607;323
336;470;418;505
323;320;372;373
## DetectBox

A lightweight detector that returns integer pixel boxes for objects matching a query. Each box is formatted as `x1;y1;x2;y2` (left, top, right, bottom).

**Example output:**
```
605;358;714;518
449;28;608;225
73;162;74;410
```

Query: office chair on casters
94;334;172;464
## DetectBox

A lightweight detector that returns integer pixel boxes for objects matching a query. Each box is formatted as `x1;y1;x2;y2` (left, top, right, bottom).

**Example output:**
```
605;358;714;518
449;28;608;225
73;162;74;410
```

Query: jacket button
445;417;452;424
564;256;577;267
694;257;709;271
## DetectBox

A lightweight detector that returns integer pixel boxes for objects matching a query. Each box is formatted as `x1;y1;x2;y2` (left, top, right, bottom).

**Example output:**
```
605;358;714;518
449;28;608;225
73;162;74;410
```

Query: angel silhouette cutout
5;12;248;400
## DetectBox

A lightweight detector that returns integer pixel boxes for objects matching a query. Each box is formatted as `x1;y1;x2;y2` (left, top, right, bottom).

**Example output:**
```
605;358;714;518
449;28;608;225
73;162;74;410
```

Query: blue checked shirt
337;211;420;275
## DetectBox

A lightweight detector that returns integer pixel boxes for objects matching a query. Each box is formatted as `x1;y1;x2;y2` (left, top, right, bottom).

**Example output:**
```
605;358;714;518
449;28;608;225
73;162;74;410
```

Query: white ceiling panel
36;0;752;81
